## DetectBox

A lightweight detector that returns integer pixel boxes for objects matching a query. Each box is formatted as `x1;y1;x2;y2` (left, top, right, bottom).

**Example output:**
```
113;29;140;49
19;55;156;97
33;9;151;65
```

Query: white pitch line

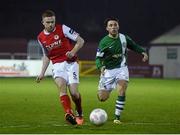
0;123;90;129
123;122;180;126
0;122;179;129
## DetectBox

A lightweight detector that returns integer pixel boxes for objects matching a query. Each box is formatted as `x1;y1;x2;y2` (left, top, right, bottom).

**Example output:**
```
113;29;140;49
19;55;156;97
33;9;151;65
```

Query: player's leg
114;80;128;124
54;78;77;125
97;90;110;102
114;66;129;124
53;62;77;125
68;62;84;125
97;70;115;102
54;78;72;114
68;83;84;125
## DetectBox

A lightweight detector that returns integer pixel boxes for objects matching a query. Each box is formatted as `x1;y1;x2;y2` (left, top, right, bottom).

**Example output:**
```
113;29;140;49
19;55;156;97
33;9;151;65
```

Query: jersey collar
43;27;56;35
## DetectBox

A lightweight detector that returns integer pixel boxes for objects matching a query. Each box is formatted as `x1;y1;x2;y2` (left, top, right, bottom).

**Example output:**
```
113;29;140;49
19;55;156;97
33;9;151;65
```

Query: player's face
106;20;119;37
42;16;56;33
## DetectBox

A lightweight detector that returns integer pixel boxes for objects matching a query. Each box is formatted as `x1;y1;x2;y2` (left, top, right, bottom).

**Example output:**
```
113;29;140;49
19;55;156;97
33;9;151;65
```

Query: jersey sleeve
95;41;105;69
62;24;79;41
126;35;146;54
37;39;48;56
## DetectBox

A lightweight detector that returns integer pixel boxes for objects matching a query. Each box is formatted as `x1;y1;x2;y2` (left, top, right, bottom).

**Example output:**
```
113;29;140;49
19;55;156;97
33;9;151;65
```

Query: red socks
60;95;73;114
60;94;82;116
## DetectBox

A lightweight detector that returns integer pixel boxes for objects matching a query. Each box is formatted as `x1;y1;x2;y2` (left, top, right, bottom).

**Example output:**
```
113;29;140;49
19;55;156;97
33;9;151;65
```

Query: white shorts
52;61;79;85
98;66;129;91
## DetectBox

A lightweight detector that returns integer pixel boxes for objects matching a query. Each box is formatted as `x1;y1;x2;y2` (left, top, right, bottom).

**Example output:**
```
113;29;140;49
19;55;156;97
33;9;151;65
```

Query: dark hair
42;10;55;19
104;17;119;27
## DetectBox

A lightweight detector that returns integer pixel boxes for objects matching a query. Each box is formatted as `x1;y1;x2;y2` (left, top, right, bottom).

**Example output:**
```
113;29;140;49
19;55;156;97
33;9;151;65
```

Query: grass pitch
0;76;180;133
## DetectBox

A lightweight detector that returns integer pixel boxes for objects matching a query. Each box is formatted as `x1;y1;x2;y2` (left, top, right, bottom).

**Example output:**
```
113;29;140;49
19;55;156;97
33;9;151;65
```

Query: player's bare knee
60;92;68;96
119;90;126;96
117;81;128;96
101;97;108;102
97;93;108;102
71;92;79;99
98;96;106;102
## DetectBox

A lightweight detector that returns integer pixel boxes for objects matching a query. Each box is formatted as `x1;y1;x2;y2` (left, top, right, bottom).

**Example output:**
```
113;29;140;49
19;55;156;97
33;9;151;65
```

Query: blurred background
0;0;180;78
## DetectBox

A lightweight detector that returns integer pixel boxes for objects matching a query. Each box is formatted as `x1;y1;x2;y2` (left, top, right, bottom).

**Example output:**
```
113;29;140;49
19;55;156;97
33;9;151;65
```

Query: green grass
0;77;180;133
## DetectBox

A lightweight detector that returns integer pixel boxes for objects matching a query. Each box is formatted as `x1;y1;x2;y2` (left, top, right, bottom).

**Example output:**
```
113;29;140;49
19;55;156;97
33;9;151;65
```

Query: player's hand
66;51;75;59
100;66;106;76
142;52;148;62
36;74;44;83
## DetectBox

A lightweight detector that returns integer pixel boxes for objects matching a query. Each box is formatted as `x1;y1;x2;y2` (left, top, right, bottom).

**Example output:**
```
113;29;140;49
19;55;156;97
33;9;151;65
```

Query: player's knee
58;85;67;94
117;81;128;96
97;93;108;102
71;92;80;100
98;96;106;102
119;90;126;96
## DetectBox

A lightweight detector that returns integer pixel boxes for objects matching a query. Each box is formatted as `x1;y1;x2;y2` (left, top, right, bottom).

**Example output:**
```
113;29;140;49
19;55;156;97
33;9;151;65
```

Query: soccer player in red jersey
36;10;84;125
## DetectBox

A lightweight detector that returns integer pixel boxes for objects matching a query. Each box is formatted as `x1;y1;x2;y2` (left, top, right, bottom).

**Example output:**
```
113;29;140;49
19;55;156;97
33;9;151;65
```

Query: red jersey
37;24;79;64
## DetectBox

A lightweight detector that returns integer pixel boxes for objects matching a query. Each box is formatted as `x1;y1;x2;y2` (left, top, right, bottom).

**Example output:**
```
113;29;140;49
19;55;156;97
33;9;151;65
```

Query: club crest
54;35;59;40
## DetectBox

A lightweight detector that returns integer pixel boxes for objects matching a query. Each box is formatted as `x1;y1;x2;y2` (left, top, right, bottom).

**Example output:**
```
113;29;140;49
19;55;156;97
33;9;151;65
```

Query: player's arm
95;42;106;75
66;35;84;58
126;35;148;62
62;24;84;58
36;55;50;83
95;49;104;68
96;57;105;75
36;40;50;83
141;52;148;62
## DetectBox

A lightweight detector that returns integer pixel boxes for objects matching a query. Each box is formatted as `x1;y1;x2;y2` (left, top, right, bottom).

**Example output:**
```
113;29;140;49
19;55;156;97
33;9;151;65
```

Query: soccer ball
89;108;108;125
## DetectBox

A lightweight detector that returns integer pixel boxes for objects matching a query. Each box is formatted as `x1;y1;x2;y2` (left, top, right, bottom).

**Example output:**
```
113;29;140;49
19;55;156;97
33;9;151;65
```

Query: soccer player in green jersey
95;17;148;124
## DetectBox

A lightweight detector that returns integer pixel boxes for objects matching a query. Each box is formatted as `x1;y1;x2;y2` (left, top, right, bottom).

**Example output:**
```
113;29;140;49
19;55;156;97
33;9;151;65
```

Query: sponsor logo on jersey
46;39;61;51
112;54;122;58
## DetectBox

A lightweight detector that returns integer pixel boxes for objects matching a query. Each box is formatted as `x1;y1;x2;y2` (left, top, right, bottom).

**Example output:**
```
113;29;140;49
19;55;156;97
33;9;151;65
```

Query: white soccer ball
89;108;108;125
